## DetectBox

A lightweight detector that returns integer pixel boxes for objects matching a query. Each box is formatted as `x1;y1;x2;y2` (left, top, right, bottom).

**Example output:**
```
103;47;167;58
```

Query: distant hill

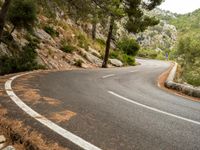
134;8;178;51
135;8;200;50
169;9;200;37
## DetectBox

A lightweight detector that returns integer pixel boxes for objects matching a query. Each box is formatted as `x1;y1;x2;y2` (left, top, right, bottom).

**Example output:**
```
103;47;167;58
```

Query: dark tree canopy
8;0;37;32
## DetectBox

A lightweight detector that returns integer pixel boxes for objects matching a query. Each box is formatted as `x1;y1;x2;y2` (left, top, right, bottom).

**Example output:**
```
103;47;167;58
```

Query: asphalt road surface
4;59;200;150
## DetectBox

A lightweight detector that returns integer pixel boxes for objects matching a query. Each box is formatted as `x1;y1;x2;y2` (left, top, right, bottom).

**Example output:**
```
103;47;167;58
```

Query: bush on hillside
8;0;37;32
176;36;200;86
44;26;59;37
74;59;83;67
77;33;89;51
117;37;140;56
0;41;44;75
110;50;135;66
137;49;158;59
182;68;200;86
60;44;75;53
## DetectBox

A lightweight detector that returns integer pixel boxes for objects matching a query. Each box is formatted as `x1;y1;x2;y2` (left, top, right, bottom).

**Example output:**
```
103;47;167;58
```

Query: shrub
156;53;165;60
74;59;83;67
0;41;44;75
137;49;158;59
122;55;135;66
117;37;140;56
183;69;200;86
60;44;75;53
110;50;135;66
8;0;37;32
44;26;59;37
77;33;89;51
96;38;106;46
60;40;75;53
176;36;200;86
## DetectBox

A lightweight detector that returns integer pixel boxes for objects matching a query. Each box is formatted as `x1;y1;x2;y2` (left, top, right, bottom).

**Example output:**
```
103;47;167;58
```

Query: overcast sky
158;0;200;14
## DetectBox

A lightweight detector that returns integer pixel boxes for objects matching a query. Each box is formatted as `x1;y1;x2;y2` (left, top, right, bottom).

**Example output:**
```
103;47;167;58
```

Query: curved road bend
7;59;200;149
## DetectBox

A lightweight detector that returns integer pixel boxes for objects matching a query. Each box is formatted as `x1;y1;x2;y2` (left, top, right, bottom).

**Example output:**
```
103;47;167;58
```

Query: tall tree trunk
0;0;12;42
92;22;96;40
102;16;114;68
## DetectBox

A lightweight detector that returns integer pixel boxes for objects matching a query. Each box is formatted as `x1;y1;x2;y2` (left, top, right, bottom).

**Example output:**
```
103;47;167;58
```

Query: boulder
109;59;123;67
78;48;102;66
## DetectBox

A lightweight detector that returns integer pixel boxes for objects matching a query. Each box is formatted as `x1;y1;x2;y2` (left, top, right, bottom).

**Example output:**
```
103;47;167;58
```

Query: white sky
159;0;200;14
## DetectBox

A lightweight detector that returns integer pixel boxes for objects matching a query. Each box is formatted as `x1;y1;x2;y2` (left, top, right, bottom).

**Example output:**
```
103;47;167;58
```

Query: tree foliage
176;36;200;86
0;0;12;42
117;37;140;56
93;0;164;67
8;0;37;32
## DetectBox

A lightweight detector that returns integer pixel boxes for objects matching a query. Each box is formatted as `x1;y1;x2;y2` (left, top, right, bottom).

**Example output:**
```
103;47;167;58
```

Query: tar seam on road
108;91;200;126
5;73;101;150
102;74;115;79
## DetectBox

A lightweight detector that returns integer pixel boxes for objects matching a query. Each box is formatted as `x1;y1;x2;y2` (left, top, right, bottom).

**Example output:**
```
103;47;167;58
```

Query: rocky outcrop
35;28;56;45
78;48;102;67
109;59;123;67
135;21;177;51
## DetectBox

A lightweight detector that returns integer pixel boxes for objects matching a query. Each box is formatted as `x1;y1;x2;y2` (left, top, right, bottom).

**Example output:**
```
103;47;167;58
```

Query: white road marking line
102;74;115;79
5;73;101;150
130;70;138;73
108;91;200;126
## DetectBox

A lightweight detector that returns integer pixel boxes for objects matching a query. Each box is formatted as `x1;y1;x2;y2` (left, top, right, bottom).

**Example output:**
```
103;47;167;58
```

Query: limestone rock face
35;28;56;45
89;47;101;58
0;43;10;56
78;48;102;67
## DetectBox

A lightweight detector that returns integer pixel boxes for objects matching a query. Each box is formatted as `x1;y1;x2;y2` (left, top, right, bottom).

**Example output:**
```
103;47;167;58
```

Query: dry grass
49;110;76;123
42;97;61;106
0;105;68;150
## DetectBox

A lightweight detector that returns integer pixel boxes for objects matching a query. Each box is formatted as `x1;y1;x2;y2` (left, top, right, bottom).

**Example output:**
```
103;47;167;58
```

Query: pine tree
0;0;12;43
94;0;164;68
8;0;37;34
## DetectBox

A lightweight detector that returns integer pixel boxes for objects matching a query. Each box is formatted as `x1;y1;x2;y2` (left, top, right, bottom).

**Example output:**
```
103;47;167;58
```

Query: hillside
0;0;120;74
169;9;200;37
134;8;178;51
0;0;199;75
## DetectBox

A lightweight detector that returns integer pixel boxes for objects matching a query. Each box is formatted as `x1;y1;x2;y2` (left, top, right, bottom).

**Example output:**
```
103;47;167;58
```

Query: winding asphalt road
4;59;200;150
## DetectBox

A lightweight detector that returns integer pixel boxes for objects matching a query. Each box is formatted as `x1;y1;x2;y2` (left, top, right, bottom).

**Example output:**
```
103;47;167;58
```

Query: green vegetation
44;26;59;37
59;39;76;53
109;37;141;66
0;40;44;75
110;50;135;66
60;44;75;53
74;59;83;67
175;36;200;86
8;0;37;33
76;33;89;51
137;49;165;60
116;37;140;56
169;9;200;37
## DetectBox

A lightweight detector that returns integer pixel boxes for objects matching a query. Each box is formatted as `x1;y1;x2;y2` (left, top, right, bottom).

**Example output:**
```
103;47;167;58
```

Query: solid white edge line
5;73;101;150
102;74;115;79
108;91;200;126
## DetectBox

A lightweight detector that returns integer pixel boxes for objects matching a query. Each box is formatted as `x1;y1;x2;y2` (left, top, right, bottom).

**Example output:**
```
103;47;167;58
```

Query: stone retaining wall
165;63;200;98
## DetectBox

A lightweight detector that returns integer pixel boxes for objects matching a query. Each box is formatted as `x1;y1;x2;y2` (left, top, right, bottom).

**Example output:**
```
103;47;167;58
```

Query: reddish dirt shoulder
157;63;200;102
